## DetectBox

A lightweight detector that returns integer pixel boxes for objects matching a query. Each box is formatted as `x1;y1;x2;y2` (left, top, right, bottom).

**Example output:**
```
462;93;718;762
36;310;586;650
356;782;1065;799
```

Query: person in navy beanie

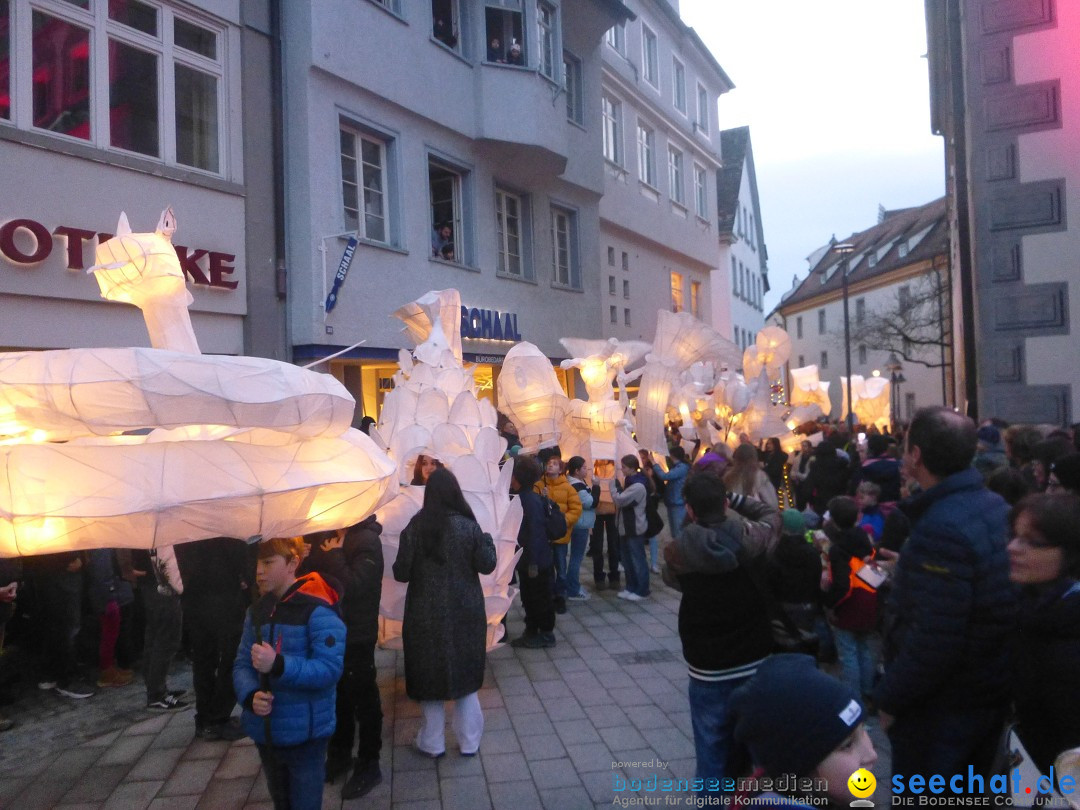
730;654;877;808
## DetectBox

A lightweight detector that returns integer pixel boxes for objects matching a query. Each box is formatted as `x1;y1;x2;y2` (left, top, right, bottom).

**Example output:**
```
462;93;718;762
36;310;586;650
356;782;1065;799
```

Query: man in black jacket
300;515;384;799
662;472;780;795
175;536;250;740
875;407;1016;780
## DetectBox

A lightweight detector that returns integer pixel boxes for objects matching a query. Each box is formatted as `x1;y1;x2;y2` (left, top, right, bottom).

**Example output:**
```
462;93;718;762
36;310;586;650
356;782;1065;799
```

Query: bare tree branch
835;273;950;369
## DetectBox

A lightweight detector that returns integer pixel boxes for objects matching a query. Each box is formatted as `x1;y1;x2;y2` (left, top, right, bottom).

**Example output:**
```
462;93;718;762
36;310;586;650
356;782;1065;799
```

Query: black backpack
542;496;567;542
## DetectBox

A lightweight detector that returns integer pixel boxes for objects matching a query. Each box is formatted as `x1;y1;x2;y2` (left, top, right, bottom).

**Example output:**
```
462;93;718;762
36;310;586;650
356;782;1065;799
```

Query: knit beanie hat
781;509;805;536
731;654;863;778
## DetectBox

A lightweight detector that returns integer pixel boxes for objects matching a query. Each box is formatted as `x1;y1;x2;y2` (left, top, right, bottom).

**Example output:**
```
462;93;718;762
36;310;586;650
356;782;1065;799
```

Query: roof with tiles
776;196;948;313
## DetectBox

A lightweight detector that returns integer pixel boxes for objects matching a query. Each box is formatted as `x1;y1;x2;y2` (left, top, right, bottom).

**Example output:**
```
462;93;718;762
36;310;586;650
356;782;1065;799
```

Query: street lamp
833;242;856;430
884;352;906;430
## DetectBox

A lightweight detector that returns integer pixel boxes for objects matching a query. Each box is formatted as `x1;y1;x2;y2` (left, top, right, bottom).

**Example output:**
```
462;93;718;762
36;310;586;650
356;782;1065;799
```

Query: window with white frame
796;316;803;339
636;122;655;187
550;205;579;288
798;354;804;368
341;126;389;244
429;157;467;263
622;279;629;299
604;21;624;54
668;146;684;204
601;93;622;165
609;305;617;324
608;275;616;295
621;251;629;271
690;280;700;317
858;344;867;364
607;246;615;266
563;52;582;124
624;307;631;326
696;83;709;135
4;0;225;173
641;23;657;87
672;56;686;114
693;163;707;218
731;257;737;293
820;350;828;369
431;0;459;50
670;271;684;313
536;1;556;80
856;297;865;324
818;308;826;334
496;188;525;278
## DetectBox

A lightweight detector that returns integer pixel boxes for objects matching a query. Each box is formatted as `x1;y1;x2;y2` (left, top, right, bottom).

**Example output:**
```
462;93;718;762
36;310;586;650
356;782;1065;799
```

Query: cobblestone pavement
0;574;892;809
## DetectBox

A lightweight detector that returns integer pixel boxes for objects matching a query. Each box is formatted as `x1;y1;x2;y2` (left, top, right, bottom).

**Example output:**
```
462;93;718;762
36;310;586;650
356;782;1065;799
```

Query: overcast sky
677;0;946;313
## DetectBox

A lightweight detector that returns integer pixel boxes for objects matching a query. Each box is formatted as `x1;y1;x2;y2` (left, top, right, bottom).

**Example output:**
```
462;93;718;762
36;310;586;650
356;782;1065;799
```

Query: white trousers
416;692;484;755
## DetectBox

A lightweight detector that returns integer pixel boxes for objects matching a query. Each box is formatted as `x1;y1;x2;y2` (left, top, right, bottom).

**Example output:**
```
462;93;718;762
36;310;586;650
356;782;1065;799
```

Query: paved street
0;574;891;809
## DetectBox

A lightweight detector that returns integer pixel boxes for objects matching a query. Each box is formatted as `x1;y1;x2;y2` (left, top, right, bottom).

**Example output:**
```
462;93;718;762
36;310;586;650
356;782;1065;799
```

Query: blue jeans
688;675;751;794
257;737;329;810
666;503;686;541
552;543;568;598
619;534;649;596
648;536;660;570
832;626;875;697
566;526;590;596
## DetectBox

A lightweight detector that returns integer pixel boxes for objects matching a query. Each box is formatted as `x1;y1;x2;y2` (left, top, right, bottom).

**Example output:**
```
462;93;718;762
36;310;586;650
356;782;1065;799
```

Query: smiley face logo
848;768;876;798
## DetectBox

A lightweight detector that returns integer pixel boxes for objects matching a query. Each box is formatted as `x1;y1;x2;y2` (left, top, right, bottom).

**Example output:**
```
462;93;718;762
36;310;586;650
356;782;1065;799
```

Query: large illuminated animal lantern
371;290;521;649
0;210;397;561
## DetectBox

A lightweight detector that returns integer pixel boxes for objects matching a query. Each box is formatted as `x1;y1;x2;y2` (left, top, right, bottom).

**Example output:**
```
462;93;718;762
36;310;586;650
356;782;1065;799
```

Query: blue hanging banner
324;236;359;313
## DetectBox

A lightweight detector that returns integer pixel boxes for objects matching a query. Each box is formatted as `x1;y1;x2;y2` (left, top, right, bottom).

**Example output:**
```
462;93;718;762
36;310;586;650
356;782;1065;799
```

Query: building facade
772;199;956;423
596;0;732;342
0;0;276;357
715;125;768;353
925;0;1077;424
279;0;633;419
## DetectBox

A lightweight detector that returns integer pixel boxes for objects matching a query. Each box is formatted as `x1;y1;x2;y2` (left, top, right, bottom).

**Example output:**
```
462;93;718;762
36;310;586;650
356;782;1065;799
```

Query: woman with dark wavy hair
393;468;496;757
1007;492;1080;773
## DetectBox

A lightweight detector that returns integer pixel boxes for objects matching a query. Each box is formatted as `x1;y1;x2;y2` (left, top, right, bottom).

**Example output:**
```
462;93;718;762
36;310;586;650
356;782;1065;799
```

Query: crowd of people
1;407;1079;808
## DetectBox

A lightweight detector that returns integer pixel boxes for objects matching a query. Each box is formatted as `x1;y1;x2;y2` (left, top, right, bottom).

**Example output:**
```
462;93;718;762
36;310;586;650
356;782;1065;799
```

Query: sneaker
97;667;135;688
651;565;661;574
37;680;57;691
341;759;382;800
147;694;189;711
615;590;631;599
567;591;591;601
55;681;96;699
168;689;187;700
618;591;643;602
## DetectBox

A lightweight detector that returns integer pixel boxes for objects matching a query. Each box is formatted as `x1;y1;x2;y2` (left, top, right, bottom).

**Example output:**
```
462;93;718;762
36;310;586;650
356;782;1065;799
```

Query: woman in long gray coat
393;467;497;757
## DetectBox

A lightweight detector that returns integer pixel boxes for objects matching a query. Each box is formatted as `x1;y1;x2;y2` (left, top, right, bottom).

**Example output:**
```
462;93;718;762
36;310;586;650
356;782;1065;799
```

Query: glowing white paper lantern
497;343;569;451
1;209;397;557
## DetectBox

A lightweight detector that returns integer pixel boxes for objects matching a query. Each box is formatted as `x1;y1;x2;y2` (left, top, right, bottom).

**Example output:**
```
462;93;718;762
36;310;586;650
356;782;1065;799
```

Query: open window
485;4;523;64
429;158;466;264
431;0;459;51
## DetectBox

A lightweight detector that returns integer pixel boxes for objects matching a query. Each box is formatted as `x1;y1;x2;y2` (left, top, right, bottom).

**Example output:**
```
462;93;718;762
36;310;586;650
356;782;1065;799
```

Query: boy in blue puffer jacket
234;537;345;810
